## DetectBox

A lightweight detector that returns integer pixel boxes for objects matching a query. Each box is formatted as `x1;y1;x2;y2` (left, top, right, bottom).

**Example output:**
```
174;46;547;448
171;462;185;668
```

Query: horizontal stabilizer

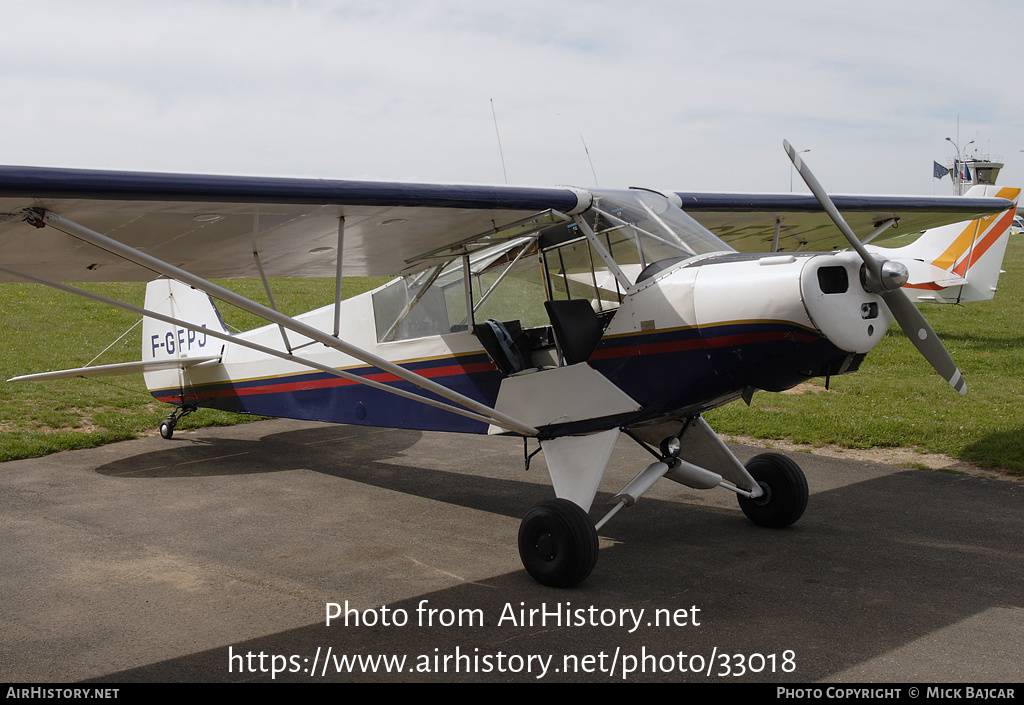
893;258;968;288
8;356;220;383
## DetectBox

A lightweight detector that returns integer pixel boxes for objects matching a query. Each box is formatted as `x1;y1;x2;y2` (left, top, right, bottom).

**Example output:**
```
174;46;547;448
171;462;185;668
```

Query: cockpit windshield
372;188;734;343
586;189;733;261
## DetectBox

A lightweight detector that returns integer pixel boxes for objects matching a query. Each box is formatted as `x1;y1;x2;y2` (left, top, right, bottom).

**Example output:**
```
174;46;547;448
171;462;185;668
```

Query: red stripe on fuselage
155;360;497;402
155;322;819;404
590;325;816;360
589;337;703;360
702;329;818;347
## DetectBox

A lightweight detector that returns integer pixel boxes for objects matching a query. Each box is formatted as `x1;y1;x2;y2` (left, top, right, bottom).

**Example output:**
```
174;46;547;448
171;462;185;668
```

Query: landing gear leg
159;405;196;440
737;453;808;528
518;499;598;588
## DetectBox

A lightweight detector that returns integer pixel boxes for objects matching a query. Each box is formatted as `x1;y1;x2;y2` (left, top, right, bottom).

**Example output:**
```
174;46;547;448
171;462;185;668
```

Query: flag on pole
933;161;950;180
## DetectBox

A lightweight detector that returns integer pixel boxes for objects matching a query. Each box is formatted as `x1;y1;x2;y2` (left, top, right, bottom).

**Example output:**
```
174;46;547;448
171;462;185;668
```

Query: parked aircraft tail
6;279;225;385
869;185;1021;304
141;278;228;394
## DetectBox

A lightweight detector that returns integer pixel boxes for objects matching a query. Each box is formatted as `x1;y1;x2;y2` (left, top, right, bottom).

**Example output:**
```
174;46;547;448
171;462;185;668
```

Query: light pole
945;137;974;194
790;149;810;192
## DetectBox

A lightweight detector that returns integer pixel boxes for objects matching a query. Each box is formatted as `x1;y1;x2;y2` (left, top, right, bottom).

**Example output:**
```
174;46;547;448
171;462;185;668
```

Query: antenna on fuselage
490;98;508;184
581;134;599;187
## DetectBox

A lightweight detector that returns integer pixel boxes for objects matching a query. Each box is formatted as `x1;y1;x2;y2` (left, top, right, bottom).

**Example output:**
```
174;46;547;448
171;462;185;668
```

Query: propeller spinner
784;140;966;394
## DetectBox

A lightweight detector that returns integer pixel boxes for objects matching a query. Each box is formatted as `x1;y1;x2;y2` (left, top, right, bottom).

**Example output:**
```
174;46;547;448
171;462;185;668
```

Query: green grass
0;278;387;461
2;240;1023;473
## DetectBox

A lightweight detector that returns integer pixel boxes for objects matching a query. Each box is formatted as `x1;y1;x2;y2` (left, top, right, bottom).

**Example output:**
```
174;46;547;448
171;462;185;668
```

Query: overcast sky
1;0;1021;195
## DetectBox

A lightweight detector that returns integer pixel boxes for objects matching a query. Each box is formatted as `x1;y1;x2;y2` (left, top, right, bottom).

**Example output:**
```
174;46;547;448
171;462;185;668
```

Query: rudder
142;279;229;395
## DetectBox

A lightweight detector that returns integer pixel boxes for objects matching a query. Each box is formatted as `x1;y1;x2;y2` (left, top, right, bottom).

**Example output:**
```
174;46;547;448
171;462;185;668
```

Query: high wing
0;165;590;281
0;165;1012;283
674;192;1012;253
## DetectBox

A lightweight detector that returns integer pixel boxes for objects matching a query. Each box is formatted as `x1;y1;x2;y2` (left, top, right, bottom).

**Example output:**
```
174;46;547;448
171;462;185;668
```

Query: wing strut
0;263;532;432
252;249;293;353
21;209;540;436
572;215;634;291
334;216;345;337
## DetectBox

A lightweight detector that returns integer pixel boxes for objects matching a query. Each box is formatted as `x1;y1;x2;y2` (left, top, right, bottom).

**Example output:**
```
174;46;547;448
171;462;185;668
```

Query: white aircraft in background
1011;214;1024;235
1;142;1017;587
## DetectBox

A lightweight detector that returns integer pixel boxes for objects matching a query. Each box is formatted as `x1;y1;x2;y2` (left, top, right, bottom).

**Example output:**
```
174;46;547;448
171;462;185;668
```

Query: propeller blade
783;139;966;394
783;140;882;282
882;288;967;394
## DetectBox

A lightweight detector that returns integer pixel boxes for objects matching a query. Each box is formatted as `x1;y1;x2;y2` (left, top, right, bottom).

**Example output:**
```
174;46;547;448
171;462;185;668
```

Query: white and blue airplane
1;142;1018;587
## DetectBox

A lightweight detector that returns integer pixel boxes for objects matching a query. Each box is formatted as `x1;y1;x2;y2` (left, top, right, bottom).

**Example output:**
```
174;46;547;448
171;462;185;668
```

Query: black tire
737;453;808;528
518;498;599;588
159;420;175;440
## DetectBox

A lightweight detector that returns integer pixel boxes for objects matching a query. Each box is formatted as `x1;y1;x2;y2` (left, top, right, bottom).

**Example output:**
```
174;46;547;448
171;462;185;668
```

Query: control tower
946;155;1003;195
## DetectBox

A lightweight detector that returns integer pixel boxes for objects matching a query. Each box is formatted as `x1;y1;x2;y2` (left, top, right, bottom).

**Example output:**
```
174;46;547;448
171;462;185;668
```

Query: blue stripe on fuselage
153;320;842;434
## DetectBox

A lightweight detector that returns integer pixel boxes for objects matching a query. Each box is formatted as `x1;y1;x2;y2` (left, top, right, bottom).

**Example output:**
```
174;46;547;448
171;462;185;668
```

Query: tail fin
142;279;229;395
874;185;1020;304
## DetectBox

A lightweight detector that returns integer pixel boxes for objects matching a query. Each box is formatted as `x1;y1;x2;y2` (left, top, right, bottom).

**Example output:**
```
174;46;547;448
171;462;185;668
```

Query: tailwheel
737;453;808;528
518;498;598;588
158;405;196;441
159;419;175;440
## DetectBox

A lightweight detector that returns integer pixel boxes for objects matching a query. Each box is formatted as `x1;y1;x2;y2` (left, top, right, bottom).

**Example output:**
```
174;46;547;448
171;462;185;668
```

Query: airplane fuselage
143;249;891;438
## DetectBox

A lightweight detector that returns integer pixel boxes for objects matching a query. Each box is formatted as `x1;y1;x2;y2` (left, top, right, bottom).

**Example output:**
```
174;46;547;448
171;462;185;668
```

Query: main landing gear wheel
737;453;808;528
518;498;598;588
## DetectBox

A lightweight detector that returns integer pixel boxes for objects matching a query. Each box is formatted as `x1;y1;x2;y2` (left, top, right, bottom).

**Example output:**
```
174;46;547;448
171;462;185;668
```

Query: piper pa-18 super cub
2;142;1018;587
